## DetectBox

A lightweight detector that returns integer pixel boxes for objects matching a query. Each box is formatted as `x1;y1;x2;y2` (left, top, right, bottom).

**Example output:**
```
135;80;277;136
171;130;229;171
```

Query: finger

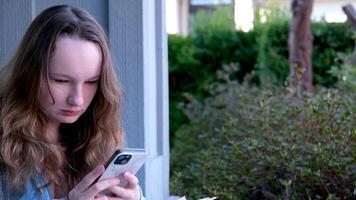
106;196;123;200
84;178;120;198
75;165;105;192
95;196;108;200
123;172;139;188
95;193;104;198
107;186;130;198
97;196;121;200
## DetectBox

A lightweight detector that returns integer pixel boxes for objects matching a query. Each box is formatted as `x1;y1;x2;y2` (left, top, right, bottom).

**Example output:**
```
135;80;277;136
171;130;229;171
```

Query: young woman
0;5;145;200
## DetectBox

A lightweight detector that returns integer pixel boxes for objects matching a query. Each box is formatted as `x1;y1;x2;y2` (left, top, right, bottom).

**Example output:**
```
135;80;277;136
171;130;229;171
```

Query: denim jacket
0;175;51;200
0;175;146;200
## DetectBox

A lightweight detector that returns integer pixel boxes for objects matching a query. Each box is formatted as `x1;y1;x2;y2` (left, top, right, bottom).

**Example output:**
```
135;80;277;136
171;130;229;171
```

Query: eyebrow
49;73;100;80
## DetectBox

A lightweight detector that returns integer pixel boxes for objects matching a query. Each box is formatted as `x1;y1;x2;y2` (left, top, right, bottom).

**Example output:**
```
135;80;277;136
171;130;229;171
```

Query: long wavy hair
0;5;123;194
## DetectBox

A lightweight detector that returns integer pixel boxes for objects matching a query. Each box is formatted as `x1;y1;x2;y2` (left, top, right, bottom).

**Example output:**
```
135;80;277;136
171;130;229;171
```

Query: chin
59;117;80;124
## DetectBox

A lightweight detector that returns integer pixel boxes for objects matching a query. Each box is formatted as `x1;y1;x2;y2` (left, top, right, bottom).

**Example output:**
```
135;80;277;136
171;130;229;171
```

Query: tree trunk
342;4;356;29
289;0;314;96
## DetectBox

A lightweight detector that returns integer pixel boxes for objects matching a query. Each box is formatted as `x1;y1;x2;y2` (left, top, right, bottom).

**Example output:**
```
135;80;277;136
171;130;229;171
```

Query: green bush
254;4;290;87
168;30;258;139
192;5;235;37
329;44;356;92
169;35;201;135
254;21;355;87
170;67;356;199
168;22;354;136
312;23;355;86
254;20;290;86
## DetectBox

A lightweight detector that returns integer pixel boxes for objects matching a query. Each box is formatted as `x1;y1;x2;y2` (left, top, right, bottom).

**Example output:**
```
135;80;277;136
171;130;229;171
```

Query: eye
86;80;99;85
53;79;69;83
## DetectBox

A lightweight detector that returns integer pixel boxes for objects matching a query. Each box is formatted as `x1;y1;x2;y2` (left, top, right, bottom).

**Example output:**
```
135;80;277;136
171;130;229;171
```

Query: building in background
166;0;356;35
261;0;353;22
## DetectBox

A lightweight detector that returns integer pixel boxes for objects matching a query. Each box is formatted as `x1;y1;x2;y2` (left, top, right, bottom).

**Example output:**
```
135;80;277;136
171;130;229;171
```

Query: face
38;36;102;127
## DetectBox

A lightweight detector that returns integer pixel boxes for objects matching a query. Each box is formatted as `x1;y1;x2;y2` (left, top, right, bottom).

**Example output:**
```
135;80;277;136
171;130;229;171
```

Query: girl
0;5;144;200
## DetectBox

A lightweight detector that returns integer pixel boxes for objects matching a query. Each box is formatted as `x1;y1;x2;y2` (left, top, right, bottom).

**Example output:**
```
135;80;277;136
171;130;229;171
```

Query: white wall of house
235;0;254;32
166;0;180;34
166;0;189;35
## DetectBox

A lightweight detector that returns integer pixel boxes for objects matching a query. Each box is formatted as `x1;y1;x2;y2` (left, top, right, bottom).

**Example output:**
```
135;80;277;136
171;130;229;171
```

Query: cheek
37;86;55;116
38;84;66;106
84;86;98;105
38;85;52;107
49;86;67;102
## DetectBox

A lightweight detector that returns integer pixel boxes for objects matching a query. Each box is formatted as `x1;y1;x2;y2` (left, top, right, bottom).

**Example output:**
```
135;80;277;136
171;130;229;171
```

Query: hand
104;172;141;200
67;165;120;200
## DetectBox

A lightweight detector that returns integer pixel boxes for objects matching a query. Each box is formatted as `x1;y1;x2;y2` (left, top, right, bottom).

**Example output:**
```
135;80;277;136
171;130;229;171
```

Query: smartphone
96;148;149;188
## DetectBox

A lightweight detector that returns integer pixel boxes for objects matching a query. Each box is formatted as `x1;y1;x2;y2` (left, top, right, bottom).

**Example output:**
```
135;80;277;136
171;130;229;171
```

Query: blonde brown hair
0;5;123;193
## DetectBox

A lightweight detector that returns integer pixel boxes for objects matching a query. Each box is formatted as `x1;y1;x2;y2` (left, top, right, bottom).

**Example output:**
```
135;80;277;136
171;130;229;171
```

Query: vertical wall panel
156;0;170;198
34;0;108;32
108;0;146;192
0;0;32;65
108;0;144;149
108;1;169;199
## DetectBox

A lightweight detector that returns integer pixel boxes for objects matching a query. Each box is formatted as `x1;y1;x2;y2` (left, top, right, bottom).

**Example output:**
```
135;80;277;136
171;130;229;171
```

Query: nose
68;85;84;107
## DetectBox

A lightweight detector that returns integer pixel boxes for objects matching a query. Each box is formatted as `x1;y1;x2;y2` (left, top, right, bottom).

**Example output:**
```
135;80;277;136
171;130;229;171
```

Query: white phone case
97;148;149;188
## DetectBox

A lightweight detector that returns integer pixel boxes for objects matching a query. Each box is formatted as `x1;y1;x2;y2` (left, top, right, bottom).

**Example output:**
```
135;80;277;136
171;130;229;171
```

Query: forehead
49;36;102;78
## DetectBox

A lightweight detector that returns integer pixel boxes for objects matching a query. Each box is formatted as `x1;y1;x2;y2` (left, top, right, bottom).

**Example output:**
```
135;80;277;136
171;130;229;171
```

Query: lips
61;109;81;116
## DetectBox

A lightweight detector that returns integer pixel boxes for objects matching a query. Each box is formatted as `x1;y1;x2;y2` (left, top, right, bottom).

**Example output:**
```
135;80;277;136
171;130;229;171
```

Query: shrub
168;22;354;136
169;35;201;135
254;21;355;87
254;4;291;87
170;66;356;199
312;22;355;86
192;5;235;37
254;20;290;87
329;45;356;93
168;30;258;139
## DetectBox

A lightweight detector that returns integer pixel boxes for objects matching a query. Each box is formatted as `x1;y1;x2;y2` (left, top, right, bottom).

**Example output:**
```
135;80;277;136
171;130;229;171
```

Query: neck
45;121;60;144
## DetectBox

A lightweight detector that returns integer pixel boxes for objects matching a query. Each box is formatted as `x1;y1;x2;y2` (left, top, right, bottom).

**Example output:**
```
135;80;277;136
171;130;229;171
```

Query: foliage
168;4;355;140
169;35;201;135
313;23;355;86
168;7;258;138
254;20;290;87
253;4;290;87
329;47;356;92
191;5;235;37
253;5;355;87
168;22;354;135
170;66;356;199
